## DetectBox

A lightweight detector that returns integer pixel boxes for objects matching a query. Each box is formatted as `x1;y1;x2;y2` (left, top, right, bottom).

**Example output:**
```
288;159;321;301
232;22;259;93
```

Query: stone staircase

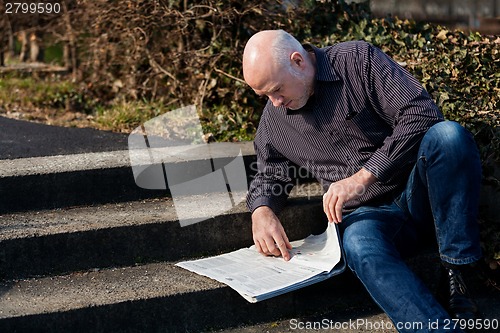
0;142;348;332
0;142;497;333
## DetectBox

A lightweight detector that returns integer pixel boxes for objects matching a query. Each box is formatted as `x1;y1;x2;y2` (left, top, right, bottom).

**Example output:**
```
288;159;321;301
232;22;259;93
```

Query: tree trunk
19;30;29;62
0;14;5;66
62;1;77;78
29;31;44;62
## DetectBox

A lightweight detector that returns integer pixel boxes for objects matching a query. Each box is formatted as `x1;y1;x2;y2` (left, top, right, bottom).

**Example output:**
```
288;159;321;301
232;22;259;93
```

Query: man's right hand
251;206;292;261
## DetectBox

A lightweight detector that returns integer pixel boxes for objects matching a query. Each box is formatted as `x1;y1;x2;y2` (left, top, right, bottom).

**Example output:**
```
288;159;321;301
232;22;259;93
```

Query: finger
323;193;333;222
278;230;292;260
275;239;290;261
334;197;344;223
260;239;274;256
264;237;281;257
327;194;339;223
254;238;263;254
282;231;292;250
277;229;292;260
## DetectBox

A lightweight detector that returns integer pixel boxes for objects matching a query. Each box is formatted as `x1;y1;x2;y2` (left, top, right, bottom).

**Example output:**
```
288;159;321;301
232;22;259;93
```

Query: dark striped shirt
247;41;444;214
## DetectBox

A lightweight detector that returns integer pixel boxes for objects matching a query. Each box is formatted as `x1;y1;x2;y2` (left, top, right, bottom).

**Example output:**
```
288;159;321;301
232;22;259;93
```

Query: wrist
252;205;274;217
354;168;377;187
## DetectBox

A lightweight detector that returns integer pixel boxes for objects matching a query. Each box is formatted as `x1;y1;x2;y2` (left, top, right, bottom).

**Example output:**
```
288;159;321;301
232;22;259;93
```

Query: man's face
252;67;313;110
244;51;315;111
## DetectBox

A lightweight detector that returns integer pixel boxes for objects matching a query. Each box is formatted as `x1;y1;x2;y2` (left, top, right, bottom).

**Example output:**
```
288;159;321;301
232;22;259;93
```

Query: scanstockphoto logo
128;105;248;227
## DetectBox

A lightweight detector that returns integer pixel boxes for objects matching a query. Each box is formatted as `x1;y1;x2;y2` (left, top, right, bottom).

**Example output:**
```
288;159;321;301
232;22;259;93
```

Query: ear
290;52;305;68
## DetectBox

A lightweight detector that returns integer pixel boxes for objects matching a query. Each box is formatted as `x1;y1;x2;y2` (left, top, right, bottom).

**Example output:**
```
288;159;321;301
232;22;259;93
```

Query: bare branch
214;68;246;85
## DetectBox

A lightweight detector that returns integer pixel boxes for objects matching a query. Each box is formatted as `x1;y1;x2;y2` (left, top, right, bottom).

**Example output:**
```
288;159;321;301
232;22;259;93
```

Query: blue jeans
341;121;482;333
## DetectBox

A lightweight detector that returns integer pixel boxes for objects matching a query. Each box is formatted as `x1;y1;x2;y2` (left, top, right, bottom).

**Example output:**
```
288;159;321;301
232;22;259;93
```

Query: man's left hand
323;168;377;223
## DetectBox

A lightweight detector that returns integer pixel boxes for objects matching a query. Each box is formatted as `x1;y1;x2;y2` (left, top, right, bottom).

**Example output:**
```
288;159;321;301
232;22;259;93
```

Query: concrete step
0;142;258;213
2;251;497;333
0;260;373;333
0;187;326;280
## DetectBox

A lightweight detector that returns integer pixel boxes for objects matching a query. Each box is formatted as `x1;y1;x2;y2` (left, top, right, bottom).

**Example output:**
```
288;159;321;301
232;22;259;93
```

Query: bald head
242;30;315;110
243;30;308;87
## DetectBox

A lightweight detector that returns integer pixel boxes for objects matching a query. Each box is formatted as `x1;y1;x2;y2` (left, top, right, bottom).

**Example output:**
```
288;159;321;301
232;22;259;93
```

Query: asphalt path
0;116;129;159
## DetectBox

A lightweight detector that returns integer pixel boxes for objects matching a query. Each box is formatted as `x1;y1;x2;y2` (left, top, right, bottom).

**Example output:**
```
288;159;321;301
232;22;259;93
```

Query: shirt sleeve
246;106;295;214
361;43;444;183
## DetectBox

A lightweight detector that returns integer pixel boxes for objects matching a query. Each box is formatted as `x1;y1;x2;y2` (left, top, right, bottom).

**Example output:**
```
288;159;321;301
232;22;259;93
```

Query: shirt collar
303;44;340;82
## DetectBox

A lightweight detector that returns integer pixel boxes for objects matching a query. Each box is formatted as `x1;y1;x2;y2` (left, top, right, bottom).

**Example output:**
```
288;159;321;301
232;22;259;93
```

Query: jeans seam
439;253;482;265
417;152;447;259
425;165;446;258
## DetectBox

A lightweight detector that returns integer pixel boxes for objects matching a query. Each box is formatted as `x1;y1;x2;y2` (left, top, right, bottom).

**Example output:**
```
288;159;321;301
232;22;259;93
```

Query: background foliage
69;1;498;162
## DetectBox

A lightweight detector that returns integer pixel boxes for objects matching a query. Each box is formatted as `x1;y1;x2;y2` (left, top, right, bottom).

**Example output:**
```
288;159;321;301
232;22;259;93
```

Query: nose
269;94;284;107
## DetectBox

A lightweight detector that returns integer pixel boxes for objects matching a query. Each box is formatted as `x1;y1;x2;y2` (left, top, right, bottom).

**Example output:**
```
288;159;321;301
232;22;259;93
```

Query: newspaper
175;223;345;303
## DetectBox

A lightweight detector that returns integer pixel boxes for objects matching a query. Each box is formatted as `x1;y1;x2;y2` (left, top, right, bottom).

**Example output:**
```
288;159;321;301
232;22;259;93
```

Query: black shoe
438;264;478;319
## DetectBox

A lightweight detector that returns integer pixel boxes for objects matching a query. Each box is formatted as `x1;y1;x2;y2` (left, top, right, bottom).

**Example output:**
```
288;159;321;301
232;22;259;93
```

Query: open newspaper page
176;222;343;302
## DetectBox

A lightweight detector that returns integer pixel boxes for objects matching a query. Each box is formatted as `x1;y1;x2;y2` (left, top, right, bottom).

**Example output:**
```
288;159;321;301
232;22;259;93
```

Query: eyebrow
269;85;280;93
254;84;280;97
262;85;280;96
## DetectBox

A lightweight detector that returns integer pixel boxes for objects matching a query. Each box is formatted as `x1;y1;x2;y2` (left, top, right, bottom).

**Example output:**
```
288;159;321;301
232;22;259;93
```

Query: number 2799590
5;2;61;14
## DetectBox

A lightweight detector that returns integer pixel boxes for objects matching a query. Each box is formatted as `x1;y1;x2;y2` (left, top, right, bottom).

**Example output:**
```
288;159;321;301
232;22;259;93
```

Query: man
243;30;482;332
